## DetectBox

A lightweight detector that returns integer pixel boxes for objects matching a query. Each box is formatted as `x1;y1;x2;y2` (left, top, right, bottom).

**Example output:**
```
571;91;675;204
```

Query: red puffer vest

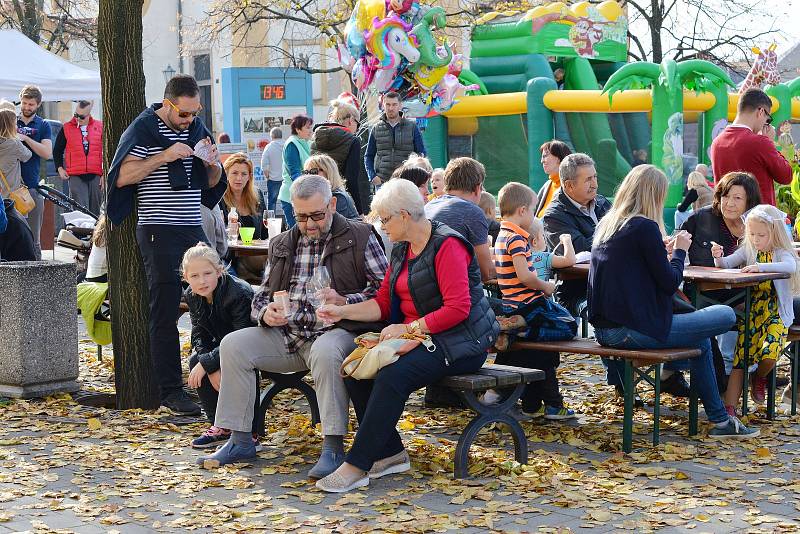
63;117;103;176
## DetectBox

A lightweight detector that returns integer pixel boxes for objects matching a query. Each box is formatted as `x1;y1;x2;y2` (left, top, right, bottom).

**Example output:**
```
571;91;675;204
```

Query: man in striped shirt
110;75;224;415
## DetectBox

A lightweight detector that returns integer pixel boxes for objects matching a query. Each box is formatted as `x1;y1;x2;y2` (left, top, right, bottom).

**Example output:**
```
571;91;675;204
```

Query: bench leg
453;383;528;479
742;287;752;416
258;371;321;431
97;344;102;362
653;364;661;447
689;371;699;437
767;366;776;420
793;342;799;416
623;359;634;453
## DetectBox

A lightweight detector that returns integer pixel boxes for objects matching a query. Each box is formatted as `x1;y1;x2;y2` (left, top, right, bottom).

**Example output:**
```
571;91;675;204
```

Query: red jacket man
53;100;103;214
710;88;791;206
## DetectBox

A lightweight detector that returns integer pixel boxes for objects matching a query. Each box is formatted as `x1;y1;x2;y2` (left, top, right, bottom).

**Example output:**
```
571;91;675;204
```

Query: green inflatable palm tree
603;59;734;203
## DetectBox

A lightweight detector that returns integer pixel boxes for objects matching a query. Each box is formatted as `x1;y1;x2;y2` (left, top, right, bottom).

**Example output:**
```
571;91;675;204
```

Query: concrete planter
0;261;79;397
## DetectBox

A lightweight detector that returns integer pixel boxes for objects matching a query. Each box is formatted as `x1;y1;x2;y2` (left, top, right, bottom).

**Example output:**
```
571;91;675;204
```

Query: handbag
340;331;435;380
0;169;35;215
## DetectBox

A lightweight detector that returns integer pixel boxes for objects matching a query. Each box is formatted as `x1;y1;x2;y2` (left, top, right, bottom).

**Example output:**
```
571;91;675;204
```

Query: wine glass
309;266;332;324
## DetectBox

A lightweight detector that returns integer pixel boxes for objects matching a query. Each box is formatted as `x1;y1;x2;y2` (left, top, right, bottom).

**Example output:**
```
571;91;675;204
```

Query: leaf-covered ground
1;332;800;533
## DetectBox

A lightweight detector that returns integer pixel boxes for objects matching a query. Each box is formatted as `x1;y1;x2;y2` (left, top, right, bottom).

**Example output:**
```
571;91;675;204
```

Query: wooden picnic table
227;239;270;257
554;261;791;416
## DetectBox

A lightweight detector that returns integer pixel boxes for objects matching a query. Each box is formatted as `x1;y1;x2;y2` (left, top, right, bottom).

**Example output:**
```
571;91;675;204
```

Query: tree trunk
649;0;663;63
98;0;159;410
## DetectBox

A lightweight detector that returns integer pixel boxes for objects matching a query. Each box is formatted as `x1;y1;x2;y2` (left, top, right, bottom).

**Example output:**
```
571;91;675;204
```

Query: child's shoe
544;406;576;420
521;406;545;419
191;426;231;449
497;315;526;332
494;333;511;352
750;374;767;404
708;416;760;439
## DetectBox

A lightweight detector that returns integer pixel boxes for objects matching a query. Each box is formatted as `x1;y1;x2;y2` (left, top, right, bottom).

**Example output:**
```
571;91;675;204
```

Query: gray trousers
25;190;43;260
216;326;356;435
68;175;101;216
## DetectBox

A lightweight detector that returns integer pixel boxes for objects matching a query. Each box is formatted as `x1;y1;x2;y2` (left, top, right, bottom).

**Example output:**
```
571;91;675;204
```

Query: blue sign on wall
221;67;313;144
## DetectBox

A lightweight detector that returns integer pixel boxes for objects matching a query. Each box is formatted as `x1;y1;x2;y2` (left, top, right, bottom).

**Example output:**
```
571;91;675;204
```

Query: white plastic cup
268;218;282;240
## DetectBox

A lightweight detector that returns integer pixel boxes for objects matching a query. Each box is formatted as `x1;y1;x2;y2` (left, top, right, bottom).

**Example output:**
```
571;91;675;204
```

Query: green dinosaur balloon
409;7;452;73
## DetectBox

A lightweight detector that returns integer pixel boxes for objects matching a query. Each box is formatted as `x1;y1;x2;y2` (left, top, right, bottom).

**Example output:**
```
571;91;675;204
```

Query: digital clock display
260;84;286;100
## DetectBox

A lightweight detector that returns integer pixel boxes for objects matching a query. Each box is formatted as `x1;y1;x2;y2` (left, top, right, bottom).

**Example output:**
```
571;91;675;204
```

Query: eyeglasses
762;107;773;125
350;116;361;128
379;214;395;226
73;112;87;120
305;168;320;175
295;210;328;222
164;98;203;118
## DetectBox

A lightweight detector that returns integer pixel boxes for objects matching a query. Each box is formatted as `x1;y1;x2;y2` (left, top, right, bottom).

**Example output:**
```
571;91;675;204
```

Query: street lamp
162;64;176;82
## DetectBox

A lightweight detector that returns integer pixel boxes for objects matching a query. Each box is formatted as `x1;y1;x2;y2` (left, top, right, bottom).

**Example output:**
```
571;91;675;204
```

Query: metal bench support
257;371;321;436
453;383;528;479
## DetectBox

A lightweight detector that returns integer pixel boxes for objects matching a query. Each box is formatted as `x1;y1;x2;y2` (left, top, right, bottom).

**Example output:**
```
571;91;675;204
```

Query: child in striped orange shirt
492;182;578;419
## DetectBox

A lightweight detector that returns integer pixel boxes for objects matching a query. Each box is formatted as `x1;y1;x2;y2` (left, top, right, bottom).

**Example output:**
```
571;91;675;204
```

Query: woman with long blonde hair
0;106;31;199
303;153;359;219
588;165;759;439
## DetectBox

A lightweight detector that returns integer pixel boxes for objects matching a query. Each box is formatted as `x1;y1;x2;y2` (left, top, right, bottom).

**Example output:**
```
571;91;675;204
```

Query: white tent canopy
0;29;100;102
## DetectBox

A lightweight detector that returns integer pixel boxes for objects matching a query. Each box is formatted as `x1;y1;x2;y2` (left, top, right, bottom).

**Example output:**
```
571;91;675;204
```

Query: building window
193;53;213;130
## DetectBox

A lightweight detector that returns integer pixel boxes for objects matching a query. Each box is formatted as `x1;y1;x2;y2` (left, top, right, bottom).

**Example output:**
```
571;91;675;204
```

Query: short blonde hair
372;178;425;220
594;165;667;246
329;99;359;125
686;171;707;189
498;182;536;217
181;242;224;276
478;191;496;216
305;153;345;191
405;153;433;174
530;216;544;237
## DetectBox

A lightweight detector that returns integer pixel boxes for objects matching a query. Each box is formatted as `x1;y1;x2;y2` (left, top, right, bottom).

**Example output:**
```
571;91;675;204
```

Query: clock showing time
260;84;286;100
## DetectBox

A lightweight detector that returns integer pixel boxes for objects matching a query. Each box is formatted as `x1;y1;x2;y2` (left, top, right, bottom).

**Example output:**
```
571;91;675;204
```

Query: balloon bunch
338;0;478;117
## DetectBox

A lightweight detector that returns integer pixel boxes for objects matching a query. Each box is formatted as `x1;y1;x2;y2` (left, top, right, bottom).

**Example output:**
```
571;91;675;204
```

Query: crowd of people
7;72;797;493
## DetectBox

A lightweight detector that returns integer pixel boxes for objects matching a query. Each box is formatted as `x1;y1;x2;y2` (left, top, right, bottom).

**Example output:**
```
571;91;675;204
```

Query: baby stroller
38;183;99;281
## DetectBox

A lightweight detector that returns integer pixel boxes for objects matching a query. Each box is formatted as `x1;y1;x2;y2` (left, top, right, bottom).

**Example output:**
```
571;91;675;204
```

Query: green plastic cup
239;226;255;245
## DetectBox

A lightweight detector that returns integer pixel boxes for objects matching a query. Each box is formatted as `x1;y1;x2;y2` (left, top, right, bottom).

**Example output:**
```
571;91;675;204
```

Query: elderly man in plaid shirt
199;175;388;479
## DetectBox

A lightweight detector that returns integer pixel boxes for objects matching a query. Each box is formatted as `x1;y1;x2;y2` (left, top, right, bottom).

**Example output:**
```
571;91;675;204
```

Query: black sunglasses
295;210;327;222
762;107;773;125
305;168;320;175
74;112;87;120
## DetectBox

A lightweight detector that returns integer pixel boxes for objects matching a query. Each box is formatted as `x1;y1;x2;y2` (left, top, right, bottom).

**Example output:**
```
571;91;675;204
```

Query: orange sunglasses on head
164;98;202;118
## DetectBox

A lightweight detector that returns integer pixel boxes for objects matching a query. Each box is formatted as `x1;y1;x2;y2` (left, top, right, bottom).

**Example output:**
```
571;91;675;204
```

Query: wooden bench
781;325;800;416
263;363;544;479
437;363;545;478
510;339;701;453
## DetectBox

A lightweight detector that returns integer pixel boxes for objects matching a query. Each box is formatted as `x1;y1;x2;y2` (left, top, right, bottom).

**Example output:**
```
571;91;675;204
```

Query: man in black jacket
542;153;611;314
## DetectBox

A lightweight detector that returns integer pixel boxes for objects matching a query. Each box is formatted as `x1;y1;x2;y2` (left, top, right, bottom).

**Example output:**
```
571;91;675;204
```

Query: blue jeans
595;305;735;424
266;180;281;212
281;200;295;228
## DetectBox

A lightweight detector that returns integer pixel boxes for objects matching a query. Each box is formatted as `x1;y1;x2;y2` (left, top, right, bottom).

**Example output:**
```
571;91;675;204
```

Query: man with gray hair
260;127;285;212
198;174;388;479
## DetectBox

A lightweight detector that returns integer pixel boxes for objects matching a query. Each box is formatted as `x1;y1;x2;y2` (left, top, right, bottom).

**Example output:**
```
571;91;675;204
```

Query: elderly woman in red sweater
315;178;499;493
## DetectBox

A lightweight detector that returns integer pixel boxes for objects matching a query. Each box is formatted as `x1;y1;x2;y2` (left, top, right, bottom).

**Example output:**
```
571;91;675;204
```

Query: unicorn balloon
365;15;420;70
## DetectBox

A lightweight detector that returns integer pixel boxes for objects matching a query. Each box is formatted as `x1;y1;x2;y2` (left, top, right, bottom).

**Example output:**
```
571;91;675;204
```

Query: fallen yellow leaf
87;418;101;430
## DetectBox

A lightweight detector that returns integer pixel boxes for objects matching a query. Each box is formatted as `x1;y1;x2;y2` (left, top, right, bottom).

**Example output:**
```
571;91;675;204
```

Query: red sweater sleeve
758;136;793;185
373;264;393;321
424;237;472;333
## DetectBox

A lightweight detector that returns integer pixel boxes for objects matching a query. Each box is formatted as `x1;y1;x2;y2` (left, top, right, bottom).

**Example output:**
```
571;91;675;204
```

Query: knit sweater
710;125;792;205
